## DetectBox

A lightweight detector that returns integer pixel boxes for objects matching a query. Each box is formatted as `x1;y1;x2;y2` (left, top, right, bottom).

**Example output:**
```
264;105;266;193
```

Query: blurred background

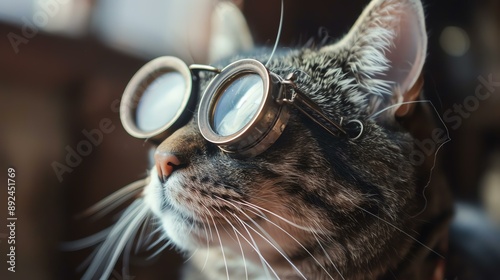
0;0;499;279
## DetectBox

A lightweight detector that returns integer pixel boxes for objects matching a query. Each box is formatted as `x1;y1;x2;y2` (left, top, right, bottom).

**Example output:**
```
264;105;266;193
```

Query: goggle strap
281;79;347;137
290;94;347;137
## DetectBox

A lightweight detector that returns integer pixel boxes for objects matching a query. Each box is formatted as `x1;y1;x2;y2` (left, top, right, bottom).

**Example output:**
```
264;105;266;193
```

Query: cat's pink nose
155;151;182;182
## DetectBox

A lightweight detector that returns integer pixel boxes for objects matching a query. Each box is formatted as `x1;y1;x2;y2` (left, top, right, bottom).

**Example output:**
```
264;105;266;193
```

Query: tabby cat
77;0;453;279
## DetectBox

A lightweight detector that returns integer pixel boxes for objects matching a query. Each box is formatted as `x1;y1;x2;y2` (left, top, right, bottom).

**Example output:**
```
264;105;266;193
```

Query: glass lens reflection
136;72;186;132
213;74;264;136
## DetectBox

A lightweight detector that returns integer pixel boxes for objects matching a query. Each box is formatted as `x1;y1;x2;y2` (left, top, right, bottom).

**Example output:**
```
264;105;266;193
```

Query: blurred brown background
0;0;499;279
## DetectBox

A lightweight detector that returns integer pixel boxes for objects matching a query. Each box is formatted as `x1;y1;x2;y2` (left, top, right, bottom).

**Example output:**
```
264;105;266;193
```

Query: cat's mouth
146;181;267;252
145;167;261;230
158;188;263;228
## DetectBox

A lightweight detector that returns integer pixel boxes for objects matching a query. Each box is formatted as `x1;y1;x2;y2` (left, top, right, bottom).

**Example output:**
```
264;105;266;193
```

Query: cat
75;0;454;279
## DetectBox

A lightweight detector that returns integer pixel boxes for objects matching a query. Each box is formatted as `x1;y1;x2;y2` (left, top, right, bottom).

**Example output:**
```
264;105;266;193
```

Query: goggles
120;56;361;157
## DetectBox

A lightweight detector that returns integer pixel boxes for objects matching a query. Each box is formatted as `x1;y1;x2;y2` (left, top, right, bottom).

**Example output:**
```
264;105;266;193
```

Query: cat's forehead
267;50;355;95
268;49;363;115
202;48;370;119
212;48;348;88
268;49;345;79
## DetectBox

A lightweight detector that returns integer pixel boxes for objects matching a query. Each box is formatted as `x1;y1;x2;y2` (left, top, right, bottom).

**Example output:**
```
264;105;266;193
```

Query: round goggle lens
212;74;264;136
135;72;186;132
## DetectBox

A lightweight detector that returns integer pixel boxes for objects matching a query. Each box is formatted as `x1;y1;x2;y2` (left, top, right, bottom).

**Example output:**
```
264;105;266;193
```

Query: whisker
211;203;274;279
82;200;149;280
146;239;172;260
350;203;444;259
233;203;334;279
211;208;279;280
76;245;99;272
99;207;148;279
313;233;345;280
232;219;249;280
90;190;143;221
135;215;152;254
147;234;168;251
230;212;307;280
204;206;230;280
236;200;324;234
215;196;306;279
144;223;163;248
205;204;248;279
70;201;148;272
122;232;135;279
200;215;211;273
61;227;112;251
184;248;199;264
265;0;284;67
75;178;148;220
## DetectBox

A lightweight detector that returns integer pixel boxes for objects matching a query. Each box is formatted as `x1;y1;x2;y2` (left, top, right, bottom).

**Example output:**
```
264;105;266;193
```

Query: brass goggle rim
120;56;219;141
197;59;279;154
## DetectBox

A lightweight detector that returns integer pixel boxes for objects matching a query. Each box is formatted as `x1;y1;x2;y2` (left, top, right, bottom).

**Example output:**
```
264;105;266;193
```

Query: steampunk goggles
120;56;358;157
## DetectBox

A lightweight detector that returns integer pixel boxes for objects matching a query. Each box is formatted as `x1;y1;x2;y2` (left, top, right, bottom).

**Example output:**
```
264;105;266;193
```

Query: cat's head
141;0;428;278
79;0;430;278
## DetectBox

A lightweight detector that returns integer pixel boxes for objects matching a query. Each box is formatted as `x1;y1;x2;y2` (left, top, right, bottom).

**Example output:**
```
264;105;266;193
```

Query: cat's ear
207;1;254;63
322;0;427;119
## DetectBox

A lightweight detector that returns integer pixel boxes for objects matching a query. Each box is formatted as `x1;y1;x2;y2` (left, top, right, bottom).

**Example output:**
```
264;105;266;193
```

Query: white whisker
122;232;134;279
200;217;211;273
232;221;249;280
61;227;112;251
144;223;163;248
205;206;230;280
216;197;306;279
76;178;148;220
206;204;248;280
234;203;334;279
265;0;284;67
230;212;307;280
351;203;444;259
237;201;324;234
147;234;168;251
75;201;147;272
100;208;147;279
313;233;345;280
211;208;279;280
146;239;172;260
77;245;99;272
135;215;152;254
82;200;149;280
184;248;199;263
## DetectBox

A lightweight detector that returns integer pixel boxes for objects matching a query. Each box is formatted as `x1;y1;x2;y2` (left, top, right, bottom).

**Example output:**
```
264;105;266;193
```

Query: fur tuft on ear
322;0;427;118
